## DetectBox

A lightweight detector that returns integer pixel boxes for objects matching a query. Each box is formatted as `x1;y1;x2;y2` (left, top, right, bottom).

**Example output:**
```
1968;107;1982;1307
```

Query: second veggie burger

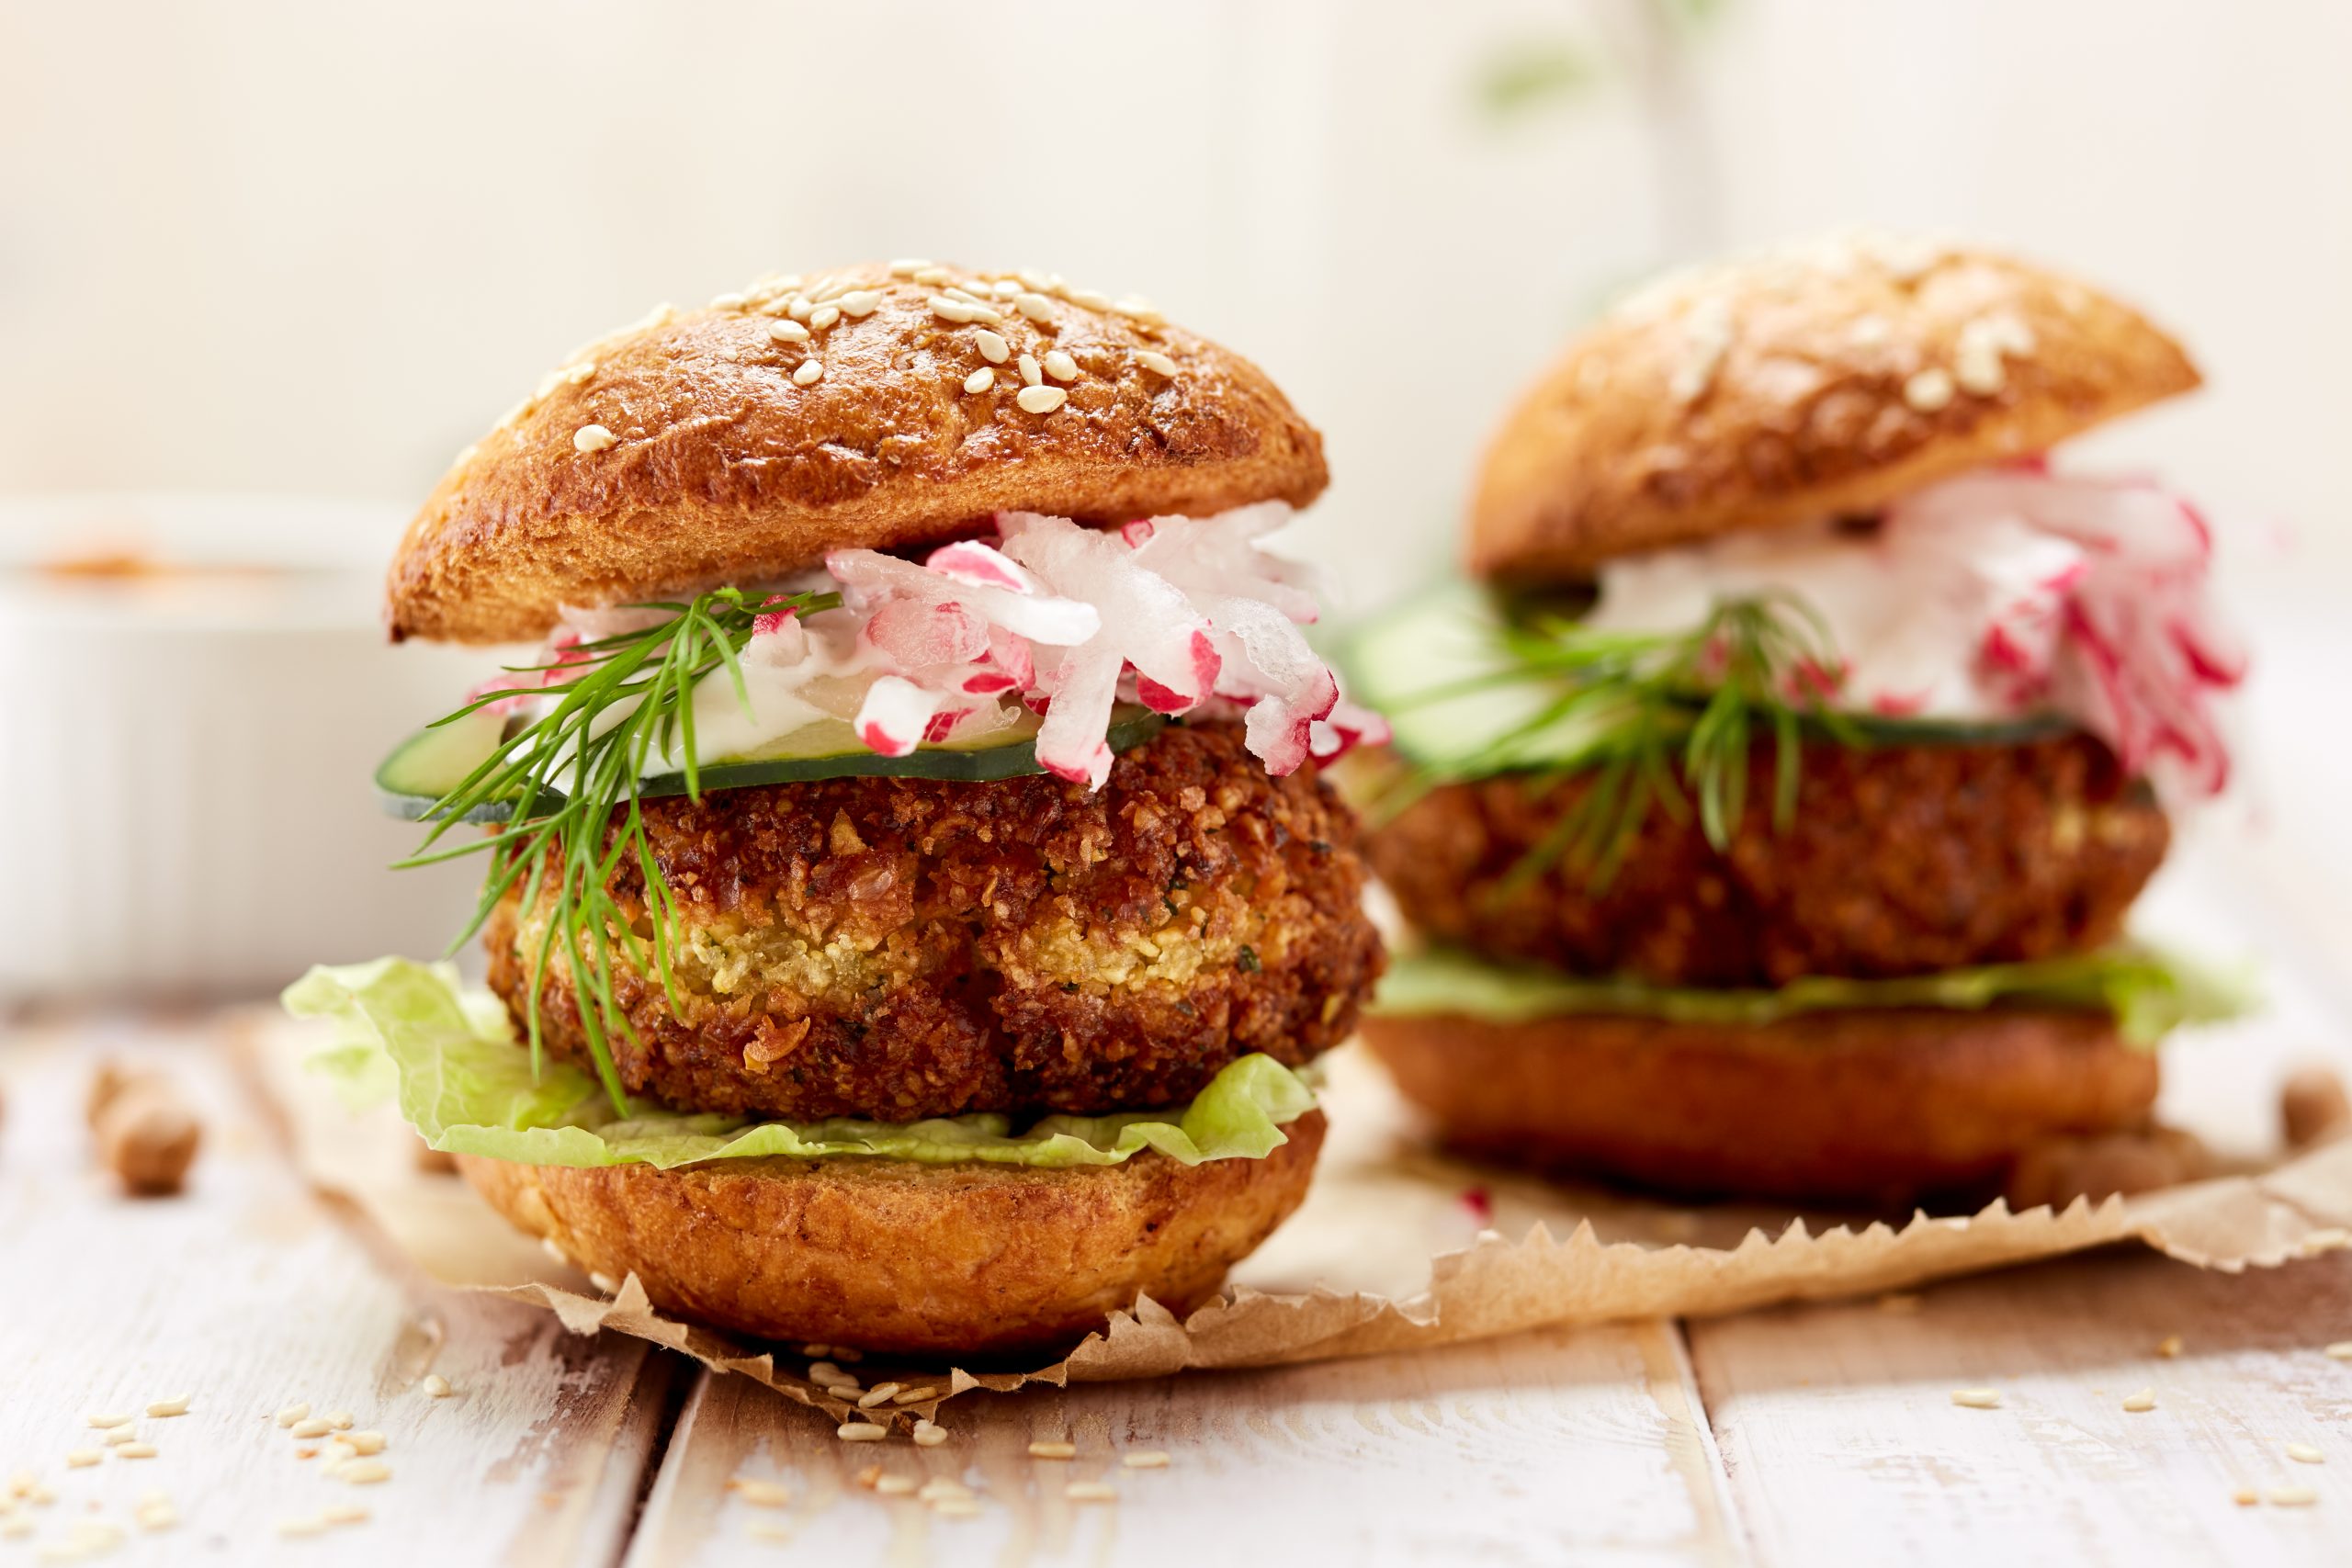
1351;233;2244;1208
288;261;1385;1357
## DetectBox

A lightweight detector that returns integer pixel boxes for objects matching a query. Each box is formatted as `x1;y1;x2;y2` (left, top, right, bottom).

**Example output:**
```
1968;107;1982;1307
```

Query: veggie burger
288;261;1386;1356
1348;234;2244;1207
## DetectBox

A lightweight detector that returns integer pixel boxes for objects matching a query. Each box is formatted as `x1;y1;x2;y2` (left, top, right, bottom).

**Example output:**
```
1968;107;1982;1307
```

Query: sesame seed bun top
1469;233;2202;581
388;262;1329;645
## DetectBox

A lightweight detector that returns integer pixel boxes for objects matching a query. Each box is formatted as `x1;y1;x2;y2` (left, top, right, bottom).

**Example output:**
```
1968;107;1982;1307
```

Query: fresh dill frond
1382;592;1859;889
397;586;839;1111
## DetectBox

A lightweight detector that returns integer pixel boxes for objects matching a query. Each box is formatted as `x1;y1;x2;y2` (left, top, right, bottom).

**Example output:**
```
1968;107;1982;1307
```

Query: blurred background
3;0;2345;998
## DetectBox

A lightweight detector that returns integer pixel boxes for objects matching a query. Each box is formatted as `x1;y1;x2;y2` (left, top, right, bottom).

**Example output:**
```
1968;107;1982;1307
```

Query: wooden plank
625;1319;1747;1568
0;1016;669;1566
1687;1247;2352;1568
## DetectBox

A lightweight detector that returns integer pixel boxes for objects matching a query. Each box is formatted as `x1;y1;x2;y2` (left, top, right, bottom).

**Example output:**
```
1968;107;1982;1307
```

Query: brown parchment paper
243;1013;2352;1423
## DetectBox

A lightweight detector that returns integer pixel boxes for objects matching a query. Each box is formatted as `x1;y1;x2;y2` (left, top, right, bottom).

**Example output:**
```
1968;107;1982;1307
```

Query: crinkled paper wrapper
245;1014;2352;1424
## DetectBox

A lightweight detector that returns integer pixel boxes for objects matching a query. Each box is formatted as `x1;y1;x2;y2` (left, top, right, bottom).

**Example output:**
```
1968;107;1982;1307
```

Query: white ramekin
0;495;503;1000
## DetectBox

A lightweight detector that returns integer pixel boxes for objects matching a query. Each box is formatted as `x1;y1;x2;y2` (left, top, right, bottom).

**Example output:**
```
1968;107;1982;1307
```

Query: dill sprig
398;585;839;1111
1385;592;1859;889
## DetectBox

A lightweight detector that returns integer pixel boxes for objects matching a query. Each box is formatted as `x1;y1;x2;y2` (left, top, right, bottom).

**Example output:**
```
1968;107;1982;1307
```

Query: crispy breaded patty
1365;733;2165;987
487;721;1382;1121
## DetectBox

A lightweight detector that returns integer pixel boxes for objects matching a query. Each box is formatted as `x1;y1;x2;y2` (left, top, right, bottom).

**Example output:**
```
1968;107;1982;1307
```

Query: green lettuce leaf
1374;944;2251;1047
281;958;1315;1170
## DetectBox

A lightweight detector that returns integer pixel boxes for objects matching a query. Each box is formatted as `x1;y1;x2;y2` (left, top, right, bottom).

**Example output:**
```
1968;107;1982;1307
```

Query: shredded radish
1585;464;2245;802
522;505;1363;790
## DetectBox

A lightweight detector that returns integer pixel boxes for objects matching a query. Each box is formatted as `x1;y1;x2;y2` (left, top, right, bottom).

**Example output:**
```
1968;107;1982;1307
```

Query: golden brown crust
390;263;1329;644
456;1110;1324;1359
1361;1009;2155;1209
1471;233;2201;580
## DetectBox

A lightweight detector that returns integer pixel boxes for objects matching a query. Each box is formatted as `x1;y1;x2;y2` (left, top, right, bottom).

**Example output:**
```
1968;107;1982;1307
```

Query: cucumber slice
377;705;1169;823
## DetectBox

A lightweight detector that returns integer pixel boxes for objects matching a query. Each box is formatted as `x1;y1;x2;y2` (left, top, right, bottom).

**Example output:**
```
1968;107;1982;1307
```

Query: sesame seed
64;1450;100;1469
1027;1441;1077;1460
2232;1486;2259;1506
709;291;750;310
1017;386;1067;414
888;259;932;277
786;296;814;321
841;290;881;318
1066;1482;1117;1503
1013;292;1056;322
276;1404;311;1428
422;1375;453;1398
917;1478;972;1503
892;1387;939;1405
794;360;824;387
875;1474;917;1496
809;304;842;331
1951;1388;2001;1409
912;266;952;287
103;1427;139;1447
2270;1484;2319;1506
339;1460;392;1484
2289;1443;2326;1463
1017;354;1042;387
322;1505;369;1526
539;1238;567;1263
911;1420;947;1448
0;1519;28;1540
836;1423;888;1443
116;1443;157;1460
933;1497;982;1518
2158;1336;2185;1358
85;1415;132;1430
1135;350;1178;378
808;1361;844;1383
337;1432;388;1456
278;1517;330;1538
929;296;1002;325
572;424;617;455
2121;1389;2156;1412
769;320;810;343
1123;1450;1170;1469
857;1384;902;1409
291;1419;332;1439
1904;367;1955;412
1954;340;2006;396
2327;1342;2352;1359
799;1344;831;1359
2302;1228;2351;1256
730;1478;790;1507
964;368;995;395
1067;288;1113;311
972;331;1012;366
1043;350;1080;382
1111;297;1164;326
145;1398;189;1419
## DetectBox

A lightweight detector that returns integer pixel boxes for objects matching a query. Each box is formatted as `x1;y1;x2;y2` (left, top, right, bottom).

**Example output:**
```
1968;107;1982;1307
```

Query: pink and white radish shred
529;504;1382;791
1582;462;2245;803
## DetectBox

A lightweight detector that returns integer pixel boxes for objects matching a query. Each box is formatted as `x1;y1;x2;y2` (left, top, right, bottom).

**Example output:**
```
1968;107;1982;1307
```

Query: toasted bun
1360;1010;2154;1208
455;1110;1324;1359
390;263;1329;644
1470;233;2200;580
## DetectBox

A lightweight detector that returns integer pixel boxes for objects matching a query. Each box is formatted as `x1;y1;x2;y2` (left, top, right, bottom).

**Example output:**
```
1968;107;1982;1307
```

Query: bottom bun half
1360;1010;2155;1209
458;1111;1325;1359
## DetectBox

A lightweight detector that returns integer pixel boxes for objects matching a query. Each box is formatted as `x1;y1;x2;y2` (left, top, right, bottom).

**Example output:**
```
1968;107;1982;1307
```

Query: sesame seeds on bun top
1469;232;2202;582
387;262;1329;645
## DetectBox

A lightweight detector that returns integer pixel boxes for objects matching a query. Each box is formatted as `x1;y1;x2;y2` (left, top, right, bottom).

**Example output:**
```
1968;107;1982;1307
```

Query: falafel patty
487;720;1382;1122
1366;733;2166;987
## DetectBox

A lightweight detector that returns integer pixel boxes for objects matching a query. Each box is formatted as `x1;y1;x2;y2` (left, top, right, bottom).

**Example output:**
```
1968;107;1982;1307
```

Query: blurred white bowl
0;495;503;1000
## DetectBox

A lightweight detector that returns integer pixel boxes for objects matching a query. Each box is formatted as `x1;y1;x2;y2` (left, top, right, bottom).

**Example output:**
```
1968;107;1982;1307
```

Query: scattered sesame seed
841;290;881;318
1016;386;1068;414
572;424;617;455
769;320;810;344
321;1505;369;1526
836;1423;888;1443
134;1498;175;1533
1135;350;1178;378
917;1478;972;1504
278;1517;330;1539
2121;1389;2157;1413
337;1432;388;1457
1067;288;1113;311
422;1375;453;1399
2289;1443;2325;1464
852;1464;882;1489
1066;1482;1117;1503
892;1387;939;1405
911;1420;947;1448
929;295;1001;325
63;1451;99;1470
708;291;751;310
1043;350;1080;382
1122;1451;1170;1470
2270;1484;2319;1506
0;1518;27;1540
912;266;953;288
857;1384;902;1409
1904;367;1955;412
1951;1388;2002;1409
6;1473;29;1498
145;1399;189;1419
1668;298;1734;403
808;1361;844;1384
794;360;824;387
1111;298;1164;326
85;1415;132;1430
1849;315;1892;347
1017;354;1042;387
786;296;814;321
964;367;995;395
2302;1228;2351;1256
2327;1342;2352;1359
730;1478;790;1507
290;1419;331;1440
888;260;932;277
116;1443;157;1460
1027;1440;1077;1460
103;1428;138;1448
800;1344;832;1359
324;1413;353;1431
2232;1486;2259;1506
1013;292;1056;322
2158;1336;2185;1359
933;1497;982;1518
339;1460;391;1485
973;329;1011;365
809;304;842;331
875;1474;917;1496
